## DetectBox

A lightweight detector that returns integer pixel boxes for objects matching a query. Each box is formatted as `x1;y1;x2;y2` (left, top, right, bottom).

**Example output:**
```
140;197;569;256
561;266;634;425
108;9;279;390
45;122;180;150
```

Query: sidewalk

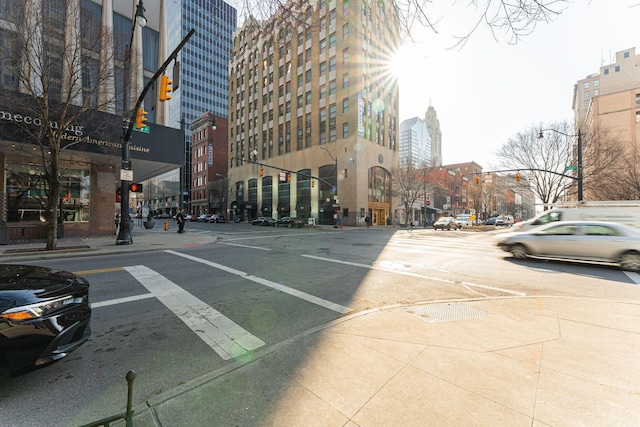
3;226;640;425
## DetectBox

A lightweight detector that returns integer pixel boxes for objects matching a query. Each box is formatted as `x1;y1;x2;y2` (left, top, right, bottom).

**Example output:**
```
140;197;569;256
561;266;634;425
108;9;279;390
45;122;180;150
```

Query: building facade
190;112;228;216
227;0;400;227
0;0;184;240
399;117;431;168
573;47;640;199
165;0;236;213
424;106;442;167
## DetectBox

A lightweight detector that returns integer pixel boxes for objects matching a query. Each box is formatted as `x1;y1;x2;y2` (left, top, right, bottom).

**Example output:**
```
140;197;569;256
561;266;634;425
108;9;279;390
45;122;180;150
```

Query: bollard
164;221;169;231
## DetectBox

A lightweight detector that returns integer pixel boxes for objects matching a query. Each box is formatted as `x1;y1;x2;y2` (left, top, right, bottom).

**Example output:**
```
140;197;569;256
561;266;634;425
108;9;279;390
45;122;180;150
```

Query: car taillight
1;295;75;321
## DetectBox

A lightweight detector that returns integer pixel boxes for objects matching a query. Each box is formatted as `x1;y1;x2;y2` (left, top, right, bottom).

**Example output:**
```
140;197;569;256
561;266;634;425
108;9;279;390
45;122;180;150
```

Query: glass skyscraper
166;0;237;206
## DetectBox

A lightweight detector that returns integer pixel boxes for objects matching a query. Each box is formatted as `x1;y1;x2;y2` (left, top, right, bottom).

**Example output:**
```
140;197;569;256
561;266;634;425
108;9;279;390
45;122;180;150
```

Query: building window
624;51;630;58
636;111;640;124
343;122;349;138
584;82;589;89
604;69;609;75
593;89;599;96
594;80;599;86
584;91;590;98
615;66;620;72
636;93;640;107
342;97;349;113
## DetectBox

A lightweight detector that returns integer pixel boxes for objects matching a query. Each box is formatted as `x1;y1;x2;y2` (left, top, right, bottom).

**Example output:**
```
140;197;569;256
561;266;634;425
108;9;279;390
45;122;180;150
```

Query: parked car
155;213;171;219
433;217;459;231
276;217;304;228
455;215;472;227
485;217;497;226
208;214;226;223
184;214;193;221
495;215;514;227
0;265;92;380
494;221;640;271
196;214;211;222
252;217;276;226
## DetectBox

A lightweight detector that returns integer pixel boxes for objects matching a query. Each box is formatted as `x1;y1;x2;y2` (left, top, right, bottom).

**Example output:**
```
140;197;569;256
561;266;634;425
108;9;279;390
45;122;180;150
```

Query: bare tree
392;161;435;224
230;0;571;46
497;122;626;207
1;2;118;249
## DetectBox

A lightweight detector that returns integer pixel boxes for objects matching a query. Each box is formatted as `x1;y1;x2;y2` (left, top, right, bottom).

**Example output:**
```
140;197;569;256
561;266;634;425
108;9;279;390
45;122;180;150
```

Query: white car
495;220;640;271
455;216;472;227
495;215;514;227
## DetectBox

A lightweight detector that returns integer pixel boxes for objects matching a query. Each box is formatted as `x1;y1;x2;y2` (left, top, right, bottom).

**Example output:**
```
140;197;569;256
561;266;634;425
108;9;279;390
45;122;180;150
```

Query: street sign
133;126;150;133
565;165;578;171
120;169;133;181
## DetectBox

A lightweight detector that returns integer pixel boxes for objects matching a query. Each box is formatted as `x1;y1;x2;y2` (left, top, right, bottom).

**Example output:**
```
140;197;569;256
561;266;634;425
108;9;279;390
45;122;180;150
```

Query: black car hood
0;265;89;311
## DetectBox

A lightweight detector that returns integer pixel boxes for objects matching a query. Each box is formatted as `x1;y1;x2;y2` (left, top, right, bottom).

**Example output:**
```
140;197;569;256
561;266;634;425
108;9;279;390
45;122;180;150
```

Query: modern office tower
424;106;442;166
399;117;432;168
165;0;236;212
228;1;400;227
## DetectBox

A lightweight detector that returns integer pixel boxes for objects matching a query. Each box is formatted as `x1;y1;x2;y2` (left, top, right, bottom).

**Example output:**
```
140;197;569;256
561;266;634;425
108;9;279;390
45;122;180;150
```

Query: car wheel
620;251;640;271
511;244;529;259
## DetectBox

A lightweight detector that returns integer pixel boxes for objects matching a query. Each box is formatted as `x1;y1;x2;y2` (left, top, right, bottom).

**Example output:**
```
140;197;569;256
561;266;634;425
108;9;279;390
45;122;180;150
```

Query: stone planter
143;221;155;229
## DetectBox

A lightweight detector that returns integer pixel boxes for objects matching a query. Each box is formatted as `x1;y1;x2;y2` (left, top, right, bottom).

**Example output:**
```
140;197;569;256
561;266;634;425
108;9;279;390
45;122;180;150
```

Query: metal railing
80;370;137;427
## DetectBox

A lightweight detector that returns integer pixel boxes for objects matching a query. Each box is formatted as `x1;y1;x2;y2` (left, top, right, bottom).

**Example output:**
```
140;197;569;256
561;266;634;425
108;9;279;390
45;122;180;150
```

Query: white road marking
301;254;527;297
91;293;155;308
165;250;352;314
123;265;265;360
219;242;271;251
623;271;640;284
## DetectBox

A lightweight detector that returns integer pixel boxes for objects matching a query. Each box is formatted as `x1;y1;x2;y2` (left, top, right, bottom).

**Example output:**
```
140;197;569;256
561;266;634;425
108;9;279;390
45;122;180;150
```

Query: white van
513;201;640;232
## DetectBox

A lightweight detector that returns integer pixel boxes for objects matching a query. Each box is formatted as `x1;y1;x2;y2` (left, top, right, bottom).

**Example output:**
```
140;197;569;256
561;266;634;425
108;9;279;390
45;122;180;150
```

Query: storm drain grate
407;303;490;323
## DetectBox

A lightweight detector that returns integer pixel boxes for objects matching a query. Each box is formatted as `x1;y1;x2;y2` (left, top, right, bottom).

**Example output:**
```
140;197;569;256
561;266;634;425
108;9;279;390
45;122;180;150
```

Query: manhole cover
407;303;489;323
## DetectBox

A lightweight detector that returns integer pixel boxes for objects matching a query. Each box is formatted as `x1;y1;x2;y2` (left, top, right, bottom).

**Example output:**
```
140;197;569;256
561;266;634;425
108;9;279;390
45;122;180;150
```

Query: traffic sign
565;165;577;171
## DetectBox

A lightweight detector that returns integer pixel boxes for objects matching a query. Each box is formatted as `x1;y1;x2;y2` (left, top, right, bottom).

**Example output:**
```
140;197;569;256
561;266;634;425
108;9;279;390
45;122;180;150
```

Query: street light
116;0;146;245
538;128;583;201
320;146;338;227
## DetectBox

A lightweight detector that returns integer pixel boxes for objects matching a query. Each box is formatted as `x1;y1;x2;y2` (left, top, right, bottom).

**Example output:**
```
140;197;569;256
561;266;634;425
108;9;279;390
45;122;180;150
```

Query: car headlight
1;295;75;321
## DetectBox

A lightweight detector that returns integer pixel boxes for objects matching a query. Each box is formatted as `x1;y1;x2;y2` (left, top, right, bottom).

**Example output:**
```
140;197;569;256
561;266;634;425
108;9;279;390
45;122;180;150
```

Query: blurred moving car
276;217;304;228
485;217;497;226
155;213;171;219
433;217;459;231
495;221;640;271
0;265;92;380
196;214;211;222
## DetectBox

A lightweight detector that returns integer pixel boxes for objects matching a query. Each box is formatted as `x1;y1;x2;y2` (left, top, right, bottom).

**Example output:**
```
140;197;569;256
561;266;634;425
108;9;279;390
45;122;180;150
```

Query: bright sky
394;0;640;169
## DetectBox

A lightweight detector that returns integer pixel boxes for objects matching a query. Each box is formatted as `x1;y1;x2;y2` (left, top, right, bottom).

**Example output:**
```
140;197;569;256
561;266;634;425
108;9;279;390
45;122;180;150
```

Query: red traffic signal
129;183;143;193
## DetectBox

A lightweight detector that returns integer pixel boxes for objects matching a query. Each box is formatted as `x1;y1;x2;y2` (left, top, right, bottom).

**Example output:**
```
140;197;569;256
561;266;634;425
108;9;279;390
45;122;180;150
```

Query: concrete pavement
2;225;640;426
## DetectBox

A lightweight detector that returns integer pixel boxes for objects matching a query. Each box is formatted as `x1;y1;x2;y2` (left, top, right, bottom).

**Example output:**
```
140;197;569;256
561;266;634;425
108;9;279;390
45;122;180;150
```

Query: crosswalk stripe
301;254;526;296
165;250;352;314
124;265;265;360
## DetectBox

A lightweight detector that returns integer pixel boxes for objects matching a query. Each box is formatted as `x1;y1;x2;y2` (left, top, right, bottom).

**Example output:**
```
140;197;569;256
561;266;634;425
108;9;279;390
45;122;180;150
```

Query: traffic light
259;167;264;177
515;172;521;182
159;74;172;102
287;173;292;182
134;107;148;130
129;183;143;193
475;176;480;184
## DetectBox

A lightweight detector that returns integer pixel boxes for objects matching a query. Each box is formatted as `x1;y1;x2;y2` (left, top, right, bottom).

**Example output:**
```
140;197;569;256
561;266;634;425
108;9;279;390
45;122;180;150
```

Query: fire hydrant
164;221;169;231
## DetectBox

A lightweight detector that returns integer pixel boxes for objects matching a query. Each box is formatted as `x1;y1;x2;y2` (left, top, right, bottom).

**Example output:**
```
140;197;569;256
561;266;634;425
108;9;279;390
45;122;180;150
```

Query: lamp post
216;173;228;222
320;146;338;227
538;128;583;201
116;0;146;245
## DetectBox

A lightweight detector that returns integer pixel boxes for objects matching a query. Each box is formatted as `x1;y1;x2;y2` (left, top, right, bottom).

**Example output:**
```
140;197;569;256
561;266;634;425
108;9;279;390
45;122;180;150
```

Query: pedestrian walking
365;215;370;228
176;209;185;234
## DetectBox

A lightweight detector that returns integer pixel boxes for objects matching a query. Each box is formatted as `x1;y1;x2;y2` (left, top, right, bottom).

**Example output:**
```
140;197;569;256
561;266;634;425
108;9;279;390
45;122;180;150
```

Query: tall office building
425;106;442;166
165;0;236;210
228;0;400;226
399;117;431;168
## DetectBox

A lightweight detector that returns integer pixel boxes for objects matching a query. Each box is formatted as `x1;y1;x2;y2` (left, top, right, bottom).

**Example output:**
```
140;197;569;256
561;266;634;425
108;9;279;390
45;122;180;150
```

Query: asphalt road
2;225;639;426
